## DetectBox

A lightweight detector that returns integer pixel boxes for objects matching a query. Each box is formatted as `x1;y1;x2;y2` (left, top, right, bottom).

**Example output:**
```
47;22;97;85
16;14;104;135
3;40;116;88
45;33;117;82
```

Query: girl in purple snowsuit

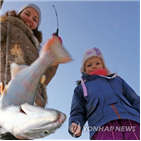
68;47;140;140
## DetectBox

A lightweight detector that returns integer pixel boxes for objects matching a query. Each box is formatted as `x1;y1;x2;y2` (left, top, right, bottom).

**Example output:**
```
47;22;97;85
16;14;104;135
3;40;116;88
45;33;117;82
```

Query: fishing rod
52;5;59;37
41;5;59;46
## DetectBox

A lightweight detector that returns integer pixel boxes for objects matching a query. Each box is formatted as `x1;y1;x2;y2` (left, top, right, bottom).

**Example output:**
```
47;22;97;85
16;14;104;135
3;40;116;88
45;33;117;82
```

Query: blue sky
1;0;140;140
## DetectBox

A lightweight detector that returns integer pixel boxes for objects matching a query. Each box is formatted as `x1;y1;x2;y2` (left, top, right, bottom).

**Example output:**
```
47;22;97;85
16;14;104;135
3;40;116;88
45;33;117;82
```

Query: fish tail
41;37;58;54
41;37;72;66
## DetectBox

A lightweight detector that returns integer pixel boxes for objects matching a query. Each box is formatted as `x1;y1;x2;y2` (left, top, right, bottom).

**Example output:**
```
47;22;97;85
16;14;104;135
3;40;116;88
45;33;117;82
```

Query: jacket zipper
111;104;121;119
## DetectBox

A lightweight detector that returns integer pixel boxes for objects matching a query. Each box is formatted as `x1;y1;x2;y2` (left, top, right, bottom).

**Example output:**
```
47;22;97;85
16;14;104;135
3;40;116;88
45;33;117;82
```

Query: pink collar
89;69;107;76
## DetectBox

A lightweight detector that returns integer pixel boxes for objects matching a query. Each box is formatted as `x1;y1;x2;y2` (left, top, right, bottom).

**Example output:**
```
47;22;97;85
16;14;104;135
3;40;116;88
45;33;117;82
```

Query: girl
0;3;60;140
68;47;140;140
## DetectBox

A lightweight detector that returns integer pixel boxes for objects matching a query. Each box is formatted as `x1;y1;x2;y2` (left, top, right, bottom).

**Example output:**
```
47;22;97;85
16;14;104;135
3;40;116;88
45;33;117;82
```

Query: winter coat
69;73;140;139
0;15;58;104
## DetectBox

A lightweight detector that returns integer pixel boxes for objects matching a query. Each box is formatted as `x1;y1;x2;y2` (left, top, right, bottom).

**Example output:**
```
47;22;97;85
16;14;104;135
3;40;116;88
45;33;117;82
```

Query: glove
69;123;82;137
52;33;62;44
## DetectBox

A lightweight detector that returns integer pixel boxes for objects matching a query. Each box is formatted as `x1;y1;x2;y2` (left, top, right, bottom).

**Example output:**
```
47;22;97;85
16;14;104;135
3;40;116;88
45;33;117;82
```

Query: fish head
12;104;66;139
20;112;66;139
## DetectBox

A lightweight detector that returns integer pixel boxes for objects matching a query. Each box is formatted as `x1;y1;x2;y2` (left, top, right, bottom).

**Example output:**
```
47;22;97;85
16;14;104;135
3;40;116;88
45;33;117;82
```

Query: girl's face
19;7;39;30
84;56;104;74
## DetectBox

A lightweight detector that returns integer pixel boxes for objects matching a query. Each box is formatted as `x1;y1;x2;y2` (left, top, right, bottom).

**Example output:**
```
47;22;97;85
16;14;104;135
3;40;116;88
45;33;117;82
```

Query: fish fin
20;106;26;114
10;63;28;78
41;37;72;66
21;103;58;118
40;75;46;84
20;103;37;115
21;103;44;115
2;85;8;95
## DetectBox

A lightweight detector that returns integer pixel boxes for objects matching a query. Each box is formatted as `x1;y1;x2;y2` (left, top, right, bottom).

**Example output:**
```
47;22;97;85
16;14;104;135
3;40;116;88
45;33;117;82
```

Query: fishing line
52;5;59;36
41;5;59;46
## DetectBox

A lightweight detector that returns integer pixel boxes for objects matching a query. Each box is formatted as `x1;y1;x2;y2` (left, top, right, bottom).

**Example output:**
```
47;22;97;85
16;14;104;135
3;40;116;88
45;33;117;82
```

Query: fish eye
44;131;49;135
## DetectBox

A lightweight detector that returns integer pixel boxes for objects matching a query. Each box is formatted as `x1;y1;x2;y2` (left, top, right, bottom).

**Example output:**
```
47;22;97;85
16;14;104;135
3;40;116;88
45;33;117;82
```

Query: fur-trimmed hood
0;15;40;50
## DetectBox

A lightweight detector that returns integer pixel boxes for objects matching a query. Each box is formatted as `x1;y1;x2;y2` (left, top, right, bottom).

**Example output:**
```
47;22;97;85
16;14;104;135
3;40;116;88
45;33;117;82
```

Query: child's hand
70;123;81;137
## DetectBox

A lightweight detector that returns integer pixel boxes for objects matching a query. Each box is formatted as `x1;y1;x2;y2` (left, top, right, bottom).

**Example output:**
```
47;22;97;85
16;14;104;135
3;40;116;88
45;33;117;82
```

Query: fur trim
0;15;40;50
10;44;26;65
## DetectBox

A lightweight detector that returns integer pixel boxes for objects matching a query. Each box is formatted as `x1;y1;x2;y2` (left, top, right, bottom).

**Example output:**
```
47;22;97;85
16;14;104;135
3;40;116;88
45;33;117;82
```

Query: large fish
0;37;71;139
